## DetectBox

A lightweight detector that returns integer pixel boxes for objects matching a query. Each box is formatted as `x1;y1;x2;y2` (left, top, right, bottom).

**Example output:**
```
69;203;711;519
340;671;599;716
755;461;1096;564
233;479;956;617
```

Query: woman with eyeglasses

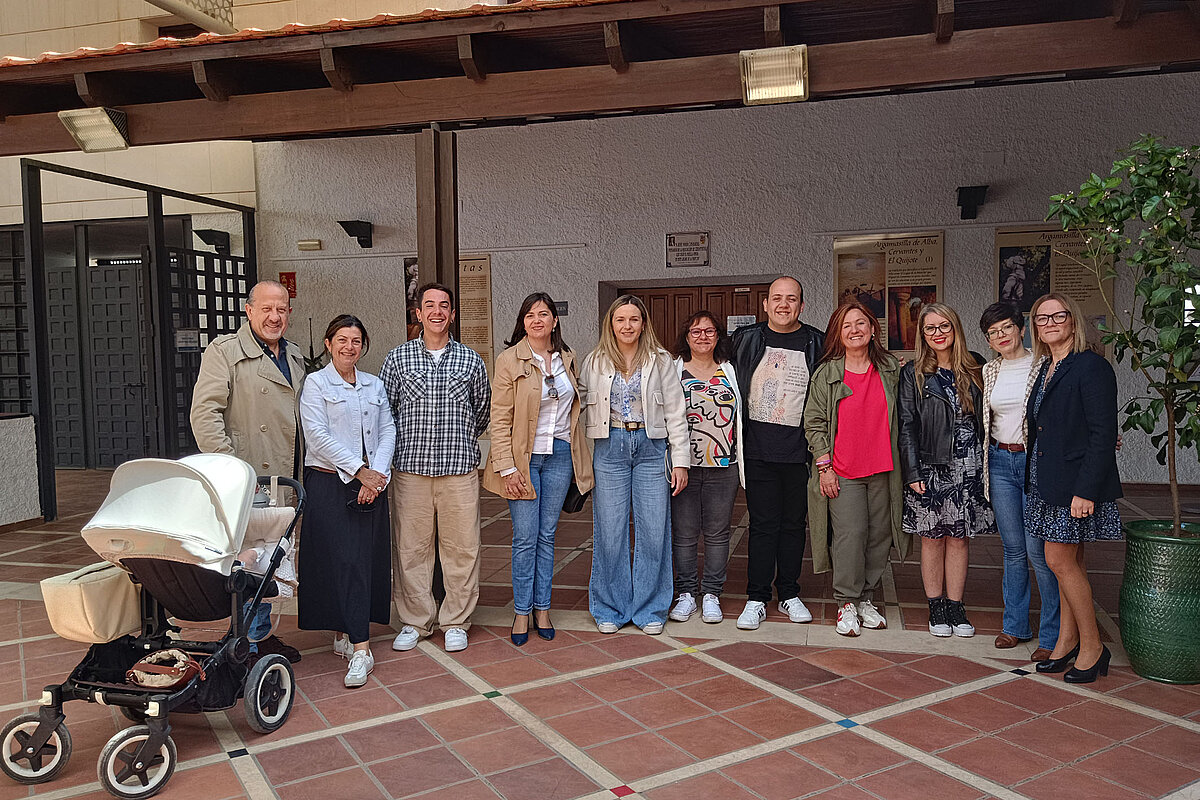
978;302;1059;662
899;303;994;639
1025;292;1122;683
484;293;594;646
298;314;396;689
667;311;743;625
580;294;689;635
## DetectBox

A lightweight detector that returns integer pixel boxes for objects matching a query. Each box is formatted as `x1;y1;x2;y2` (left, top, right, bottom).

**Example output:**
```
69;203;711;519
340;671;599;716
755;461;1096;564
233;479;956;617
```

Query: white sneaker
596;621;620;634
344;650;374;688
857;600;887;630
779;597;813;623
736;600;766;630
701;594;723;624
642;622;664;635
669;593;697;622
392;625;420;651
444;627;468;652
333;635;354;659
836;603;861;637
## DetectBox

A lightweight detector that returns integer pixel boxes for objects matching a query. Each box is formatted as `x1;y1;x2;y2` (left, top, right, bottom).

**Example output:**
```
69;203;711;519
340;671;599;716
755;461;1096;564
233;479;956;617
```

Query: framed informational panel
833;232;944;360
457;253;494;373
995;227;1113;357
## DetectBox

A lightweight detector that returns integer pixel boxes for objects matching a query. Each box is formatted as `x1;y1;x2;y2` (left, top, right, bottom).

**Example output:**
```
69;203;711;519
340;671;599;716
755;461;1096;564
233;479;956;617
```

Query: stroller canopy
82;454;257;574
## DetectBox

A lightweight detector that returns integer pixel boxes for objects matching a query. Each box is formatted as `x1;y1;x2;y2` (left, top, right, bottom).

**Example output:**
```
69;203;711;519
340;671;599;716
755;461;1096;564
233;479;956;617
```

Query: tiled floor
0;471;1198;800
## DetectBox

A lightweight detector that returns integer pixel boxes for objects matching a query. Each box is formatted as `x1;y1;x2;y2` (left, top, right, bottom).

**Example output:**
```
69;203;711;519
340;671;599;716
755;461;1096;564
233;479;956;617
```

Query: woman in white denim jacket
579;295;689;635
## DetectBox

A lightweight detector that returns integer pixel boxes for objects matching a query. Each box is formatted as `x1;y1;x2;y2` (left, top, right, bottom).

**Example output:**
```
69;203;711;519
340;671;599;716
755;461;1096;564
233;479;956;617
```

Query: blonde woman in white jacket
579;295;690;635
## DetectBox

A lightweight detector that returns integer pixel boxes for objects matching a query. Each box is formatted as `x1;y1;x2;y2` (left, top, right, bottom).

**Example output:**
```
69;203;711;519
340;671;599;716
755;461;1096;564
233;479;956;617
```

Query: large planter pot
1119;520;1200;684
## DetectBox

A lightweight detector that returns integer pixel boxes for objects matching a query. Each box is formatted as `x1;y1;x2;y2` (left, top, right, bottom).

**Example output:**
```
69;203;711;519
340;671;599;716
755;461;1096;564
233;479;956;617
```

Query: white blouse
989;352;1034;445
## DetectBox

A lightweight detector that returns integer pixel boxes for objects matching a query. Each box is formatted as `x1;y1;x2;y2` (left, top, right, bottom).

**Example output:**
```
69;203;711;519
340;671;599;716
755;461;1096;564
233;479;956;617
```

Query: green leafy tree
1047;135;1200;535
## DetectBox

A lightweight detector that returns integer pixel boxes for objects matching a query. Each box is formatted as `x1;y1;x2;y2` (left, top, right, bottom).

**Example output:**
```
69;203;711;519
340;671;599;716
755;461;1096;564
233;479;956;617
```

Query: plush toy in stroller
0;454;303;799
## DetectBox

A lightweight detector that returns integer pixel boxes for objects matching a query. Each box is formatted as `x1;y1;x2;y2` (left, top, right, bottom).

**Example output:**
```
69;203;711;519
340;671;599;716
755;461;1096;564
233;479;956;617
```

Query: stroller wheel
97;725;176;800
244;653;295;734
0;712;72;784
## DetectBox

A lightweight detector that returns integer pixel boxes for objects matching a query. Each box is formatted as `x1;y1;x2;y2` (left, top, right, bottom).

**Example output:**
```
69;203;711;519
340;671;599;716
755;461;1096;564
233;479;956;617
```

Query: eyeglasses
922;322;954;336
688;328;717;339
1033;310;1071;326
985;322;1019;340
544;373;558;400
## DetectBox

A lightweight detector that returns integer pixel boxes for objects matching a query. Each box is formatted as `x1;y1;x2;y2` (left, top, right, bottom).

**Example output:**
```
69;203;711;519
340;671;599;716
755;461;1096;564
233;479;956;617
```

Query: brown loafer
1030;648;1053;662
994;633;1030;649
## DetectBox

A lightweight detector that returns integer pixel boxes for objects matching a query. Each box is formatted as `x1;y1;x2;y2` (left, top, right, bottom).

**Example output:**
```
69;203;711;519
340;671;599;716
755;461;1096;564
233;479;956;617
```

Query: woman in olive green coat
805;302;910;637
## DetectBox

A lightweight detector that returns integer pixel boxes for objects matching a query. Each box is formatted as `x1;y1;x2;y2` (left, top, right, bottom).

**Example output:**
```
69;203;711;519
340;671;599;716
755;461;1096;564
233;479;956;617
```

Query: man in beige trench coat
190;279;306;663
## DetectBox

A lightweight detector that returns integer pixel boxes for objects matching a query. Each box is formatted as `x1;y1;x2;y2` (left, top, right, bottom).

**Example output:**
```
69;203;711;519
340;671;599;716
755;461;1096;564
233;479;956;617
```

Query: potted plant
1047;134;1200;684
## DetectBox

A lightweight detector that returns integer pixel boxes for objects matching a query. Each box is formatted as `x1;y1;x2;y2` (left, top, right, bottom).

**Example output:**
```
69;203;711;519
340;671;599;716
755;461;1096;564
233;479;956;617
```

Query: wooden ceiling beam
458;34;486;81
1113;0;1142;25
603;21;628;72
935;0;954;42
192;60;237;101
764;6;784;48
73;72;119;106
321;47;355;91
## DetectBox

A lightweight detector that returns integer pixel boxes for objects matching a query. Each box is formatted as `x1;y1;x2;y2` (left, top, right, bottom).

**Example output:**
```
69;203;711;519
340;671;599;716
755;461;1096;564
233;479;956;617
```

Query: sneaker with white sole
736;600;766;630
344;650;374;688
779;597;813;623
836;602;861;637
946;600;975;638
444;627;469;652
701;593;723;624
333;635;354;659
857;599;887;630
392;625;420;651
596;621;620;634
669;593;697;622
642;621;664;635
928;598;952;637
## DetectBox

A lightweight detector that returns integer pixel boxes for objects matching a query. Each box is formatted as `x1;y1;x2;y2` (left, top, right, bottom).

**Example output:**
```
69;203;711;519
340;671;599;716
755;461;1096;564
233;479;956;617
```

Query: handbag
41;562;141;643
126;648;206;689
562;480;591;514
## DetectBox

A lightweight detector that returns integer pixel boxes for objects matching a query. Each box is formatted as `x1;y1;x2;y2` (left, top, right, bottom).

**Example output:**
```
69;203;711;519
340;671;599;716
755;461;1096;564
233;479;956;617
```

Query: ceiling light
740;45;808;106
57;107;130;152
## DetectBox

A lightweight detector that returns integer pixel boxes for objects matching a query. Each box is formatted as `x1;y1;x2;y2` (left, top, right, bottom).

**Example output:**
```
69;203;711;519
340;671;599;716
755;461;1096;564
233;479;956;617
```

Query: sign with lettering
666;231;710;268
279;271;297;298
458;254;494;374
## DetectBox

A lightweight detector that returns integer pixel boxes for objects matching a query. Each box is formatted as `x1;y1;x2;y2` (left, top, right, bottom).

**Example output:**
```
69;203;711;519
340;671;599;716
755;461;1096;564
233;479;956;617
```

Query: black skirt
297;468;392;642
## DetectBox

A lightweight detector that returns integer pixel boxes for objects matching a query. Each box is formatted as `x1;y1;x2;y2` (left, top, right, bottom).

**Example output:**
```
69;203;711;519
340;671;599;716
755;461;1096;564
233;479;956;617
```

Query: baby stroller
0;454;304;799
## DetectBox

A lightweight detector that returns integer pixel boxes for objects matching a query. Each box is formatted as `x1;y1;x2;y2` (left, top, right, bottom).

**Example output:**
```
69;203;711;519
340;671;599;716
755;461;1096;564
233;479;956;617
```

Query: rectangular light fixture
297;239;323;251
740;45;809;105
57;107;130;152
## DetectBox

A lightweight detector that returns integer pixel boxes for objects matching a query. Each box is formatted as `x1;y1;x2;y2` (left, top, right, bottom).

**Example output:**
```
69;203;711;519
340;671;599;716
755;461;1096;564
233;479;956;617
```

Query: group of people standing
191;273;1123;692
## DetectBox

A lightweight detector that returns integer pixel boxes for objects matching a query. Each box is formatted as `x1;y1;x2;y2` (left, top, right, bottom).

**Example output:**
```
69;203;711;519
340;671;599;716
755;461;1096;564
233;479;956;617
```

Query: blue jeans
589;429;673;628
989;445;1059;648
243;601;272;652
509;438;574;616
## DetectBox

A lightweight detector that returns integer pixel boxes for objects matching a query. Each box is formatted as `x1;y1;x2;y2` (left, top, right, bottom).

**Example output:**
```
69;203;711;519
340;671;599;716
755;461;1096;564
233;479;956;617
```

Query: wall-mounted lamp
956;185;989;220
739;45;808;106
338;220;373;249
297;239;323;251
193;228;231;255
57;107;130;153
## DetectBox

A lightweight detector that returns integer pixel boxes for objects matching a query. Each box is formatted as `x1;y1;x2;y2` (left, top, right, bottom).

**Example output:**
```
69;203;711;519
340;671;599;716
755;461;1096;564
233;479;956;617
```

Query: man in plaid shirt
380;282;491;653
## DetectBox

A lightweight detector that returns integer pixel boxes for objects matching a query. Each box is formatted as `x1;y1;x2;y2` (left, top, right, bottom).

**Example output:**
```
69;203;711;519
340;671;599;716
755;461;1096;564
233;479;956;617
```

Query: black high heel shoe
1065;646;1111;684
1035;643;1080;674
531;611;555;641
511;615;530;647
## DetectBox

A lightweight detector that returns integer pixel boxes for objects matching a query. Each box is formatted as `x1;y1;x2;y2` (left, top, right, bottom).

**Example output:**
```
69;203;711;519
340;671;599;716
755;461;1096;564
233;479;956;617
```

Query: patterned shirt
681;367;737;467
610;369;645;423
379;336;491;477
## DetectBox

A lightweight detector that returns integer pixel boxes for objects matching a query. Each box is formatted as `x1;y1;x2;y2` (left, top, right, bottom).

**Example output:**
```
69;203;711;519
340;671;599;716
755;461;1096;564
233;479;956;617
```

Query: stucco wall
0;416;41;525
254;71;1200;484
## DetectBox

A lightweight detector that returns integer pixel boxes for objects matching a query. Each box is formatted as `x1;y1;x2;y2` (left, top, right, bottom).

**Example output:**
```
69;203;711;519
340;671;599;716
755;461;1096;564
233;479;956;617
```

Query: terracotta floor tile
803;678;898;716
636;655;724;687
1112;681;1200;717
453;726;556;774
940;736;1060;783
547;703;645;747
722;697;828;738
678;673;772;712
586;731;695;781
800;648;895;676
297;666;367;702
862;665;951;700
929;692;1037;732
1017;767;1148;800
388;673;474;709
370;652;449;686
869;709;978;752
804;784;879;800
591;633;673;659
369;746;476;797
996;716;1114;762
721;749;840;800
1078;743;1200;795
657;713;763;759
750;658;840;692
148;762;246;799
487;756;600;800
792;732;907;779
577;668;664;701
444;636;526;668
474;656;558;687
227;699;329;740
420;699;514;741
905;654;1001;684
276;768;386;800
855;761;985;800
980;678;1082;714
707;641;793;670
256;738;356;784
1128;725;1200;769
411;780;502;800
537;643;618;673
511;681;602;718
645;771;761;800
342;717;442;762
1048;700;1160;740
312;686;402;726
615;689;710;728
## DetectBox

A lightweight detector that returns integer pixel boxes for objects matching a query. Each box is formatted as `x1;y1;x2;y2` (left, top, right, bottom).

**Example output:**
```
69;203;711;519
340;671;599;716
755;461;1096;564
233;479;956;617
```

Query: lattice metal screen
0;231;31;415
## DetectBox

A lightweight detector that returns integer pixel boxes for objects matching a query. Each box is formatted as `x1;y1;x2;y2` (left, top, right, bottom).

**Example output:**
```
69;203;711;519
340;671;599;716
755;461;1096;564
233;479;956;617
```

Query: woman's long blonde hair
593;294;664;374
1030;292;1088;360
913;302;982;415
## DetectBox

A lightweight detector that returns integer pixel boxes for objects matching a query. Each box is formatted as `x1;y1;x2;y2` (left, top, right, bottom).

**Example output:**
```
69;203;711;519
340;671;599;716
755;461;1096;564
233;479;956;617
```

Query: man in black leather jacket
729;276;825;630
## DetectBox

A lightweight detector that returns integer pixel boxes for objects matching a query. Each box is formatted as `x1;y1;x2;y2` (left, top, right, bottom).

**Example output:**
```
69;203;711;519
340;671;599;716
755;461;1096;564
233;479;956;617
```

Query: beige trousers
390;471;481;637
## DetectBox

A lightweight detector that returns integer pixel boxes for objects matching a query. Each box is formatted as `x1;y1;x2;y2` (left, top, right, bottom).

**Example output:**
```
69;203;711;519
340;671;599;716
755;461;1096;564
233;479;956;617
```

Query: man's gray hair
246;280;288;307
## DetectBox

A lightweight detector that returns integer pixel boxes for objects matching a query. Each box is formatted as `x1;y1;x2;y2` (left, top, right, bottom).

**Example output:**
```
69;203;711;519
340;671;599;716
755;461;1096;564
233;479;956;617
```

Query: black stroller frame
1;475;305;800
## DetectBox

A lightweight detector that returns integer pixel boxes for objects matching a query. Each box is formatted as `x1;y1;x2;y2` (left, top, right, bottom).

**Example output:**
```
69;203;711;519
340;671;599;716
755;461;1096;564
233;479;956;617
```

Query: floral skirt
903;458;995;540
1025;449;1122;543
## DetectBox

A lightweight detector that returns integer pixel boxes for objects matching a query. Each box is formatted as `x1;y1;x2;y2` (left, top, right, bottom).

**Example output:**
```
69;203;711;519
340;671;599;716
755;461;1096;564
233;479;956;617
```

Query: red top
831;364;893;480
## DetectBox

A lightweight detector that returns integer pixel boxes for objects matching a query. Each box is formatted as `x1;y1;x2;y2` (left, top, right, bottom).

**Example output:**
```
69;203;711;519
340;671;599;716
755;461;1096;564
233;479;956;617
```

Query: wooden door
620;283;772;346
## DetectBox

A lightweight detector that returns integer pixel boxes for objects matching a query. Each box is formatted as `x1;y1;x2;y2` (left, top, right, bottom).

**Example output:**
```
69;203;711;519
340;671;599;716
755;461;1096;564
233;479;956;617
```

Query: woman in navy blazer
1025;292;1122;684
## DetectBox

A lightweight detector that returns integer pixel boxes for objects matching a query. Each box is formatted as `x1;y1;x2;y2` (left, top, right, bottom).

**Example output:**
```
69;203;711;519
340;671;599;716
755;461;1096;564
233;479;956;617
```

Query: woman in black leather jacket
899;303;995;639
